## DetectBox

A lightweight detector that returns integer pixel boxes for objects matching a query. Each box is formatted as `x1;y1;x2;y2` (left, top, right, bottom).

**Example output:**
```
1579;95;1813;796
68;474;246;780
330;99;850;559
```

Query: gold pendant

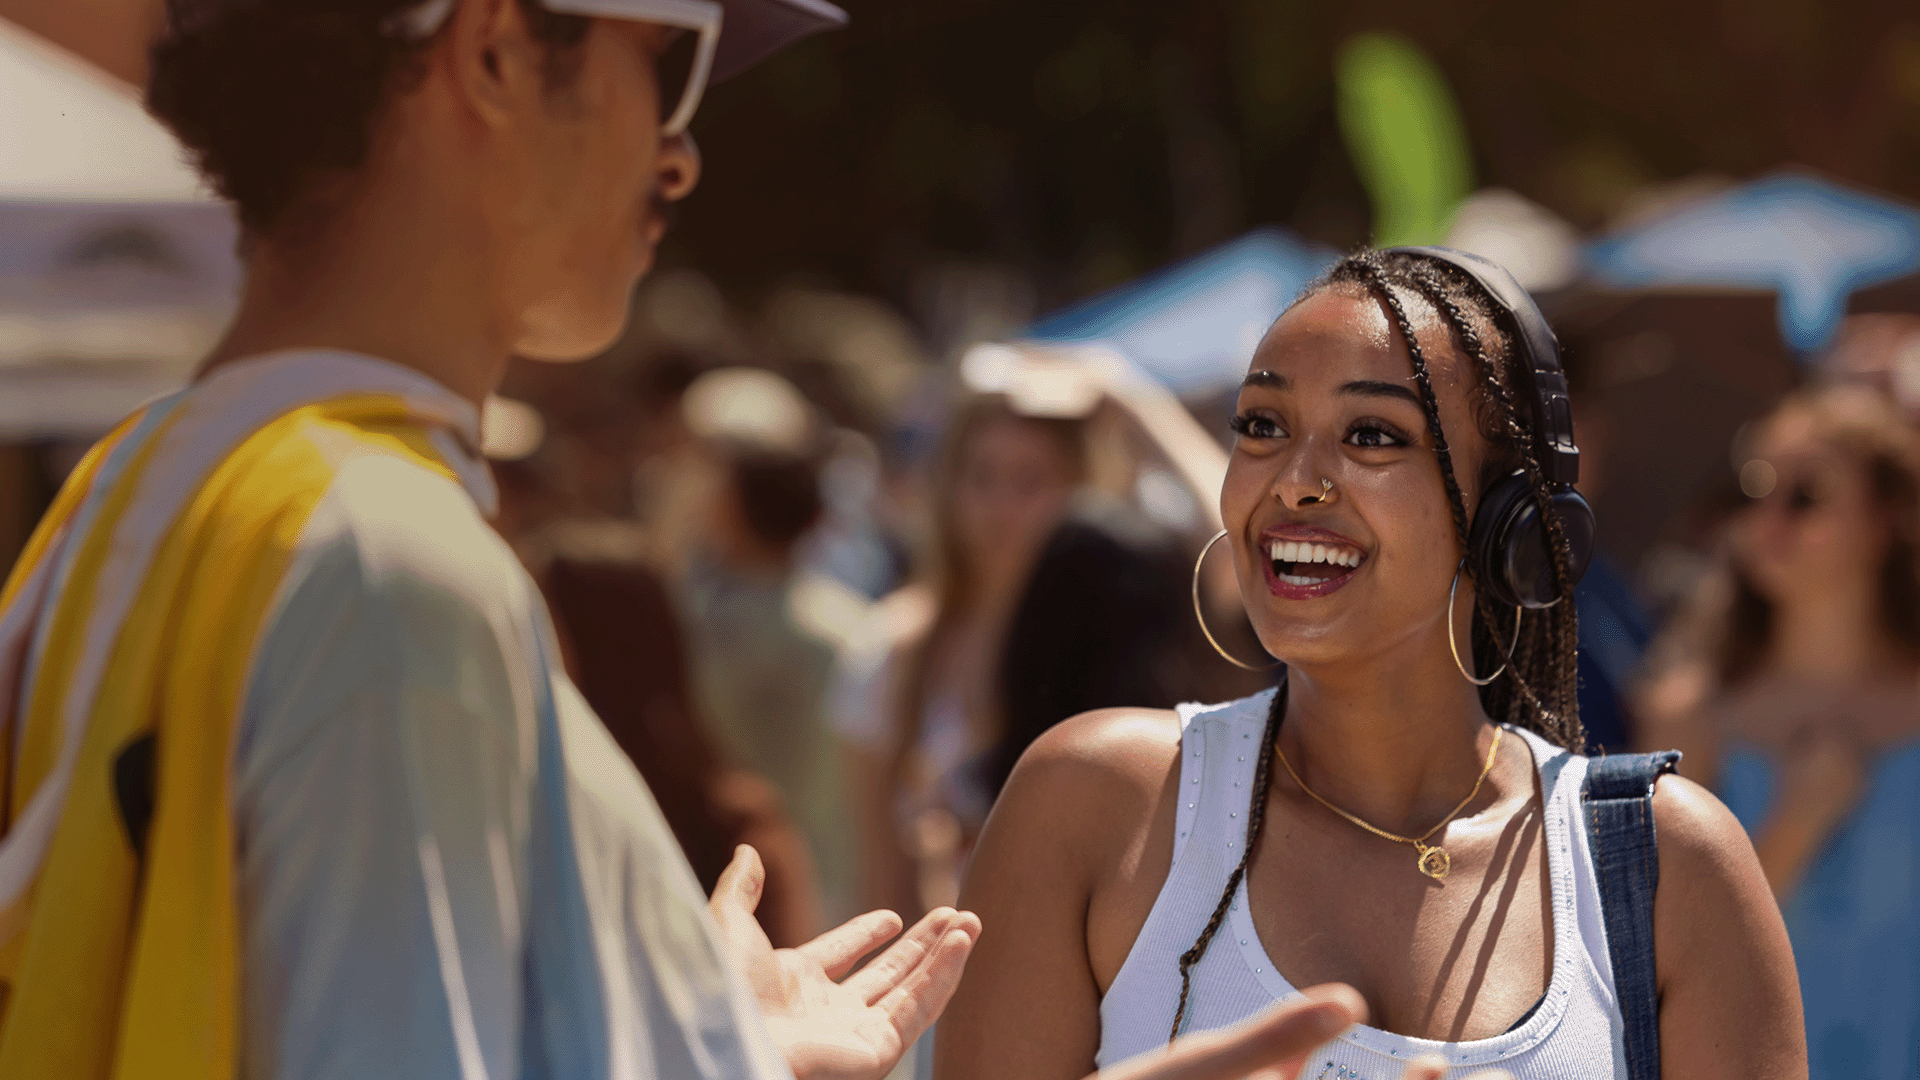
1414;841;1450;880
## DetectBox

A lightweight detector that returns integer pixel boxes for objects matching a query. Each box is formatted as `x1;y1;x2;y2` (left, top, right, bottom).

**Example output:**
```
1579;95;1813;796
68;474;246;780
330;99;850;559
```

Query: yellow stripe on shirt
0;394;470;1080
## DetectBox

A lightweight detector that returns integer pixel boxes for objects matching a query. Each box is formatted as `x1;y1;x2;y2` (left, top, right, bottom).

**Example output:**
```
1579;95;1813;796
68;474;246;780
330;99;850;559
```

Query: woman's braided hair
1166;248;1584;1041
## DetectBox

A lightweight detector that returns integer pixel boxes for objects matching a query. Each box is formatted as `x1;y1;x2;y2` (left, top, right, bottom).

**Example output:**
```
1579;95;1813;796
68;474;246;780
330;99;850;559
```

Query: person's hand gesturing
709;845;981;1080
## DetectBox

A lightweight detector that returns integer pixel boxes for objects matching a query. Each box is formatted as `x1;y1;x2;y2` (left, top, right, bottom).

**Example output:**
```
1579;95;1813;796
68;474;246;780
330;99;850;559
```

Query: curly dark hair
1166;248;1587;1042
147;0;590;237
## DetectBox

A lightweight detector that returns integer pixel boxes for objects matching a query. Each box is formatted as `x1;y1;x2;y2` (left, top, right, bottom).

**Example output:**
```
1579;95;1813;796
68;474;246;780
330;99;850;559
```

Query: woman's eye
1345;423;1409;449
1229;413;1285;440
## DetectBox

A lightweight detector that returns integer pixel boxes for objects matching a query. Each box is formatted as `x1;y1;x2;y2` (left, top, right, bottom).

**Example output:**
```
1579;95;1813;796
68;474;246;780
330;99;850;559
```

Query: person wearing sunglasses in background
0;2;1492;1079
1638;385;1920;1080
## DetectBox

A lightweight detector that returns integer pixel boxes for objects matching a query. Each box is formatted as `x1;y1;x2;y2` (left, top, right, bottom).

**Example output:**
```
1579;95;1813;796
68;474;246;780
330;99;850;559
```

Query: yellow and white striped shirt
0;351;788;1080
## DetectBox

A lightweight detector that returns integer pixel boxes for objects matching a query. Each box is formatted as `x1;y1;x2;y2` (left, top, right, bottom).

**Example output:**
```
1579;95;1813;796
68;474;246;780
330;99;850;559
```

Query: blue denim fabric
1583;751;1681;1080
1720;741;1920;1080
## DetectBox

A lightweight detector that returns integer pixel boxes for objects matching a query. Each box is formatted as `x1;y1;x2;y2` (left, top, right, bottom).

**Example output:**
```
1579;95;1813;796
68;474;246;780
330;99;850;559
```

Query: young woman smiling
935;249;1805;1080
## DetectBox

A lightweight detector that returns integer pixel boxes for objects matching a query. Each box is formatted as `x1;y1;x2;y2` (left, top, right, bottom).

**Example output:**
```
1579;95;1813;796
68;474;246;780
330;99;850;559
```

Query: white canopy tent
0;18;239;438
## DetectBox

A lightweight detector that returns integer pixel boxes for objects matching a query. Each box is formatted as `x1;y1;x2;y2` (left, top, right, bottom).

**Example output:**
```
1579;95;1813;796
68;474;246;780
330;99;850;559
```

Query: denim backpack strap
1582;749;1681;1080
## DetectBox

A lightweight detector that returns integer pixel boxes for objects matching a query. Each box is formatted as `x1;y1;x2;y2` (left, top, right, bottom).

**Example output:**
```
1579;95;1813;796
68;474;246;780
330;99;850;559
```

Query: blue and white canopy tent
1585;171;1920;356
1019;227;1339;400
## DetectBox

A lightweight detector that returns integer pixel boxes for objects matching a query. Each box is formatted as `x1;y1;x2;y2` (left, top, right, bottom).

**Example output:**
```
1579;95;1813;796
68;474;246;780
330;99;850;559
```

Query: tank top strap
1170;688;1277;869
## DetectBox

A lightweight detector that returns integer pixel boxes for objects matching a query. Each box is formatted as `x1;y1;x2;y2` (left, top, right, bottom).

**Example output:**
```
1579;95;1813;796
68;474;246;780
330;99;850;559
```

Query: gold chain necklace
1275;727;1504;881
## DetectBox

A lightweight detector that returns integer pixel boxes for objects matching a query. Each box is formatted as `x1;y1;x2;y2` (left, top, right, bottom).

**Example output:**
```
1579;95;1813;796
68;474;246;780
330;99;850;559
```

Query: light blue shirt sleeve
232;453;789;1080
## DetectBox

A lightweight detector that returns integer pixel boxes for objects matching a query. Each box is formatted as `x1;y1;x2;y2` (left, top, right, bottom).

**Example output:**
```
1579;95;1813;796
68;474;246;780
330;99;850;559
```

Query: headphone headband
1388;246;1580;488
1381;246;1593;609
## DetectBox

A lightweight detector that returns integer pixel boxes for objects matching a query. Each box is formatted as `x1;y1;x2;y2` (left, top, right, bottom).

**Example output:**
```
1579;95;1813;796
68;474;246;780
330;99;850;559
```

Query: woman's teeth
1266;539;1363;587
1266;540;1362;568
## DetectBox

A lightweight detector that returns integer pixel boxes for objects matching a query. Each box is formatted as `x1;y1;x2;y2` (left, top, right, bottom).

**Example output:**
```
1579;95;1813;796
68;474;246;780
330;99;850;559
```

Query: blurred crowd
466;265;1920;1077
484;270;1266;943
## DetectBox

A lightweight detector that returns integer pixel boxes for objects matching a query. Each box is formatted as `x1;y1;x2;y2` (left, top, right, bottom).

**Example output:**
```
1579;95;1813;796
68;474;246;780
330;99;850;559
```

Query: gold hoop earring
1193;529;1282;672
1447;561;1521;686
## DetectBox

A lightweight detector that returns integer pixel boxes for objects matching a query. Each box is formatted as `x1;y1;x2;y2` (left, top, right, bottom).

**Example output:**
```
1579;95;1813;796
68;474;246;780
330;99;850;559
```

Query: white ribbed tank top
1096;689;1630;1080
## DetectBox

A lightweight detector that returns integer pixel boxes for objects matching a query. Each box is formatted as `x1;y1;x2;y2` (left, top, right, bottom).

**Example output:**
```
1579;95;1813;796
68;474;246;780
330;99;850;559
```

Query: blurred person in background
1637;384;1920;1080
491;417;824;946
538;534;826;946
839;347;1262;919
627;349;728;571
1560;359;1653;754
679;367;855;921
838;396;1087;917
495;349;825;941
984;349;1268;812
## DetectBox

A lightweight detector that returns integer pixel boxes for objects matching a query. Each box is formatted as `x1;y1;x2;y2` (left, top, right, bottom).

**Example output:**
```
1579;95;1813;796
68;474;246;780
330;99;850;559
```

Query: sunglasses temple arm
661;16;720;137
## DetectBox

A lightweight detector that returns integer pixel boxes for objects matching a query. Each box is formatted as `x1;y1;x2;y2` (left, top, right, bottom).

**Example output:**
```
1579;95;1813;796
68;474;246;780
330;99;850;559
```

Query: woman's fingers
1093;984;1365;1080
843;907;981;1005
795;909;907;982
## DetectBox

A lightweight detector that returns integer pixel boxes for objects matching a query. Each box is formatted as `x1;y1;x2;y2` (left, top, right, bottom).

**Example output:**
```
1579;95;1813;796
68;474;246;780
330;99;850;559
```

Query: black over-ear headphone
1388;246;1596;609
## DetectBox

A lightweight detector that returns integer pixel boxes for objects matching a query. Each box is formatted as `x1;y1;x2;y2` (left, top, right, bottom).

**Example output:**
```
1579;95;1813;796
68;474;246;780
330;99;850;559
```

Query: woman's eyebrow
1242;371;1421;408
1340;379;1422;406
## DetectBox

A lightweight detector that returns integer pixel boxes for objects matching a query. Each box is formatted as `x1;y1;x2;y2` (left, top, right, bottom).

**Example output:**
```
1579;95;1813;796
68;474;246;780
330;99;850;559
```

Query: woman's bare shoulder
1647;774;1806;1071
1649;772;1790;973
1649;772;1770;895
1008;706;1185;798
981;707;1184;865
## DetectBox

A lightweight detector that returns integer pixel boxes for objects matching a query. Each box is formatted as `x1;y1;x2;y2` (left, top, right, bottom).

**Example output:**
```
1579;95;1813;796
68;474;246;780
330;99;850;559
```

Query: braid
1168;683;1286;1043
1400;265;1579;738
1320;251;1585;750
1349;257;1556;726
1351;257;1478;553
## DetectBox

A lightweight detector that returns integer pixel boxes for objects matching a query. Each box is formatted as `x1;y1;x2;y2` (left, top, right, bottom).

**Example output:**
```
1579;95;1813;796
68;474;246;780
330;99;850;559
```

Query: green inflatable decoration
1336;32;1473;247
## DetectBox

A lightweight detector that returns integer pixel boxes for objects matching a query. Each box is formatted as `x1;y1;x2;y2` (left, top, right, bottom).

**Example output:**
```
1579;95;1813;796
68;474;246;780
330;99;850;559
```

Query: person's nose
656;130;702;202
1271;440;1338;510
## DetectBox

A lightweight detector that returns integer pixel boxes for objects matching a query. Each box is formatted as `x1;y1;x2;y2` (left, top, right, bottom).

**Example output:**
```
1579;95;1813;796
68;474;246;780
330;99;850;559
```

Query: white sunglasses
391;0;722;137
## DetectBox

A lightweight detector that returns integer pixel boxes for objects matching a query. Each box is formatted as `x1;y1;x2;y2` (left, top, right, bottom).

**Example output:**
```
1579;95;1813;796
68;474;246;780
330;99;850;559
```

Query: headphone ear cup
1469;473;1597;609
1468;471;1533;609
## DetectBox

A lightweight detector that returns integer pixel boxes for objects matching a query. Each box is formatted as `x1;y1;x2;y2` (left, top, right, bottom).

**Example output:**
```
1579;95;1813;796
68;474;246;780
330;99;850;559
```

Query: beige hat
681;366;817;455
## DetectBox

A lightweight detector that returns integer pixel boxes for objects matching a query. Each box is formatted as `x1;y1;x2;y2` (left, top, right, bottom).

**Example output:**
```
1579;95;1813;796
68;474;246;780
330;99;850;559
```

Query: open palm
709;846;981;1080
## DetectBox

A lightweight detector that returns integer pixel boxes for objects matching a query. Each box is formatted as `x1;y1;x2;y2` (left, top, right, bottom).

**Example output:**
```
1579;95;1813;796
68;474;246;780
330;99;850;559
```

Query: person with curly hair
0;2;984;1078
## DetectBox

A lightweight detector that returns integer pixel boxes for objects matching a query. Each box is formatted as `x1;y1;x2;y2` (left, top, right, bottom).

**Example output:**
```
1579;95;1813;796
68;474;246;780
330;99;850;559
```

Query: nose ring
1297;477;1335;507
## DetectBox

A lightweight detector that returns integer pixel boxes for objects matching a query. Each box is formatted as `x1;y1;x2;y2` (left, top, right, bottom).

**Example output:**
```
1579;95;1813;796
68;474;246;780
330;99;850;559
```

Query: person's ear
442;0;548;130
654;131;701;202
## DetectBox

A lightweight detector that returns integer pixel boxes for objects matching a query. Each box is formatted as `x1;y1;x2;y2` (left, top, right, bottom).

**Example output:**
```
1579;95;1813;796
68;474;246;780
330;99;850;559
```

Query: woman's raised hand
1090;984;1511;1080
709;845;981;1080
